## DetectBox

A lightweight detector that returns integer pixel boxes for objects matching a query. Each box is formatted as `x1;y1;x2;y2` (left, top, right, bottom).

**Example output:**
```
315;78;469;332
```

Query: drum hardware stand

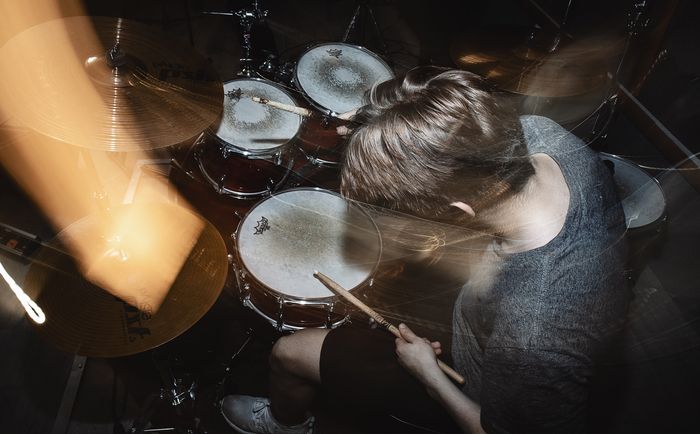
342;0;387;55
127;352;205;434
213;328;254;408
51;355;88;434
203;1;268;77
576;0;651;144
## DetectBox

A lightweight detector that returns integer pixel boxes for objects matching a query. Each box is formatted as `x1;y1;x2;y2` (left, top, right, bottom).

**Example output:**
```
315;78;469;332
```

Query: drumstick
251;96;314;117
313;270;465;385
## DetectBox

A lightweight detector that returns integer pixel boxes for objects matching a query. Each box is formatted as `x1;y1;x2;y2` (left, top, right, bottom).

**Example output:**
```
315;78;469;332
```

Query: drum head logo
254;216;270;235
327;48;343;59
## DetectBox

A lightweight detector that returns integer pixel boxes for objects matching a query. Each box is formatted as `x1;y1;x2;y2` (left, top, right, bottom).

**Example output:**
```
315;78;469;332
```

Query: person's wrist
422;365;451;396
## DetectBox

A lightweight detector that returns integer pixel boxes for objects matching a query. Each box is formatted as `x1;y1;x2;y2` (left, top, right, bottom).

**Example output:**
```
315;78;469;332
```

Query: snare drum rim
212;77;304;157
599;152;668;230
294;42;395;117
233;187;383;303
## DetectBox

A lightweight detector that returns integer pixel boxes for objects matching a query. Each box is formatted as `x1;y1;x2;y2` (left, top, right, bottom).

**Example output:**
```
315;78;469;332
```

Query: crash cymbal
450;28;613;98
22;203;228;357
0;16;223;151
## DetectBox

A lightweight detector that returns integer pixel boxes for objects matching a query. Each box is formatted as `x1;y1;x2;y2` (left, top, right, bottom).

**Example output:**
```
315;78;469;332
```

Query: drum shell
600;153;668;277
234;261;358;330
193;132;293;199
297;115;349;166
231;188;381;331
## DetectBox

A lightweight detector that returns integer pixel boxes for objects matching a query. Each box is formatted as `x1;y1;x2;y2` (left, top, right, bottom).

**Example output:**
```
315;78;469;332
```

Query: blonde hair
340;67;534;221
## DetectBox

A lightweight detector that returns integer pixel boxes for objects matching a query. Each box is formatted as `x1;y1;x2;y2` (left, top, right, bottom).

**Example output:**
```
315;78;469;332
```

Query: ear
450;201;476;217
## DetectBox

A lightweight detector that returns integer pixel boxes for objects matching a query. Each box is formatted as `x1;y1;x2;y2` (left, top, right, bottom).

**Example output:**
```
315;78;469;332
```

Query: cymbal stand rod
214;328;254;407
75;147;115;229
587;1;650;142
341;1;387;55
204;1;268;77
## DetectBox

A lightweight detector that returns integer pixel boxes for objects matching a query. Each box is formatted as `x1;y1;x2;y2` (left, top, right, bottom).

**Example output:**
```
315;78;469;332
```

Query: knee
270;334;302;375
270;328;326;379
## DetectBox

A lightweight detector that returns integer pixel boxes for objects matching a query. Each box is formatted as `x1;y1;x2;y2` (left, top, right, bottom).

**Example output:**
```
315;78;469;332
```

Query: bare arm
395;323;486;434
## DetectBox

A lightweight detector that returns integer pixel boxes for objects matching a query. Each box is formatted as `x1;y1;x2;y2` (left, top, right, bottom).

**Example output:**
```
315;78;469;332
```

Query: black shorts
319;324;459;432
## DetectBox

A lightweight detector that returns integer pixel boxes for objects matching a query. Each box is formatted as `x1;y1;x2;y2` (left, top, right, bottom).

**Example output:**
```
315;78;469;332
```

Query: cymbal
450;28;613;98
0;16;223;151
22;203;228;357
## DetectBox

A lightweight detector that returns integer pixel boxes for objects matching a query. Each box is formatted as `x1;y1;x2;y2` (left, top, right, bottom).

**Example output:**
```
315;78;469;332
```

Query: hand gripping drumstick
251;96;314;117
313;271;465;385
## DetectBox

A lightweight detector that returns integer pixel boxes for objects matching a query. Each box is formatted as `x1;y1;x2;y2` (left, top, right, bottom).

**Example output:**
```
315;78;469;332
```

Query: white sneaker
221;395;314;434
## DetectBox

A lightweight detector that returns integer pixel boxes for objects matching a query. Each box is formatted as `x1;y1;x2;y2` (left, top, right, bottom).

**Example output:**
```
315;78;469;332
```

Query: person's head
340;66;535;224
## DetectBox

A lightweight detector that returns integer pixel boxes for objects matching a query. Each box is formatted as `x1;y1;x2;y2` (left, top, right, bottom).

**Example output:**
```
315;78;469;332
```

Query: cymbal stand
342;0;387;55
128;351;203;434
203;1;268;77
586;0;650;142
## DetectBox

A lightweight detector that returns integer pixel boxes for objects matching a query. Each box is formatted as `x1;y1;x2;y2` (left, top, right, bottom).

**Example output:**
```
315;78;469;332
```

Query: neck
477;154;569;254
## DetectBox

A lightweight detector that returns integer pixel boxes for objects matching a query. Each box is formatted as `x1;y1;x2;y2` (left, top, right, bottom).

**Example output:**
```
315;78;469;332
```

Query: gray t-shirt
452;115;629;433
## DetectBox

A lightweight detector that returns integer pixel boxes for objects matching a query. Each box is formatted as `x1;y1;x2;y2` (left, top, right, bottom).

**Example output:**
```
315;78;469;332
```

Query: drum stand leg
214;328;254;408
342;0;387;55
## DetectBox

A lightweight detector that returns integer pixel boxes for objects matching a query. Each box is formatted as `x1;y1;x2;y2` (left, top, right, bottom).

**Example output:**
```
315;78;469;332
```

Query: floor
1;1;699;433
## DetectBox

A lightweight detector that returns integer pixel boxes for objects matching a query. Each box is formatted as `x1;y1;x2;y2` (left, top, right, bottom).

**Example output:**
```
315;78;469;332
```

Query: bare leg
269;328;329;425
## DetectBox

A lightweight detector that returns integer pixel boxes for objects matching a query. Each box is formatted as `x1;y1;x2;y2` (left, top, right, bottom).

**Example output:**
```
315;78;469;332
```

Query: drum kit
1;3;393;431
3;2;668;430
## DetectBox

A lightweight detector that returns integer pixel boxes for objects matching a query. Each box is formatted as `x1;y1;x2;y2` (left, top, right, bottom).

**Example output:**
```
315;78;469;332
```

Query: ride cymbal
22;203;228;357
450;28;615;98
0;16;223;151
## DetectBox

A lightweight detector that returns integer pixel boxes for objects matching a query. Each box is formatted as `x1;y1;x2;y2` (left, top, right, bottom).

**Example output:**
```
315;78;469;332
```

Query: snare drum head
600;154;666;229
215;79;301;153
295;43;394;114
237;189;381;299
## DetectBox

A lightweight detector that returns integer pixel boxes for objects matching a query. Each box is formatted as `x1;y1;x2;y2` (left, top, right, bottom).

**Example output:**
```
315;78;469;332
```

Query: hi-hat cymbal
450;28;614;98
0;16;223;151
22;203;228;357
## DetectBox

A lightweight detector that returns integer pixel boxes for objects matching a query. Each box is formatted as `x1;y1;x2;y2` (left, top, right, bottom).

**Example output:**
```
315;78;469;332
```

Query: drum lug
276;298;284;332
214;173;225;193
325;302;335;329
265;177;277;195
368;277;374;287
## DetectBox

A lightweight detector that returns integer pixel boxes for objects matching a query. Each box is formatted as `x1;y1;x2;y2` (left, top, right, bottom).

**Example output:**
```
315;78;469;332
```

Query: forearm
425;374;486;434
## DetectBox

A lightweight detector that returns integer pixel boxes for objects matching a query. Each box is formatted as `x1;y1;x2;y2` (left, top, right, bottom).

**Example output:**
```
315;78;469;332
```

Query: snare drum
295;43;393;165
233;188;382;330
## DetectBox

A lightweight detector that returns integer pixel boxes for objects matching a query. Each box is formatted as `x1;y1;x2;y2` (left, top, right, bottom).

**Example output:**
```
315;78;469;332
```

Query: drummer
221;67;629;433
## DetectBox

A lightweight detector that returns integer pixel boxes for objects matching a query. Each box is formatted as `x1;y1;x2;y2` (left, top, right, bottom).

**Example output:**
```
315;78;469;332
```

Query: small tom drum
294;43;393;165
195;78;301;198
295;43;394;116
215;78;302;157
233;188;382;330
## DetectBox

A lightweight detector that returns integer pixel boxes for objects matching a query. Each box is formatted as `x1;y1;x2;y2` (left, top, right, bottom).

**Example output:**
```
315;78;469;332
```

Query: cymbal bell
22;203;228;357
0;16;223;151
450;28;614;98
